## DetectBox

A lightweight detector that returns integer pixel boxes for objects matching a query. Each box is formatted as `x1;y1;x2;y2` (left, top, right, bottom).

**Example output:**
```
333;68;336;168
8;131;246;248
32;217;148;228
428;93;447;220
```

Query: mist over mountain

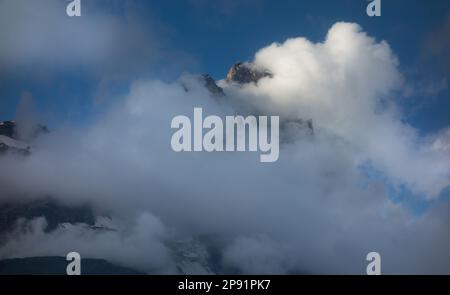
0;22;450;275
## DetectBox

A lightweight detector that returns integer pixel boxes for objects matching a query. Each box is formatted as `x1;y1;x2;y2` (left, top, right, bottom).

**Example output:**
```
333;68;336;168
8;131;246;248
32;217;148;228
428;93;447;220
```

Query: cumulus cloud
1;22;450;274
221;22;450;199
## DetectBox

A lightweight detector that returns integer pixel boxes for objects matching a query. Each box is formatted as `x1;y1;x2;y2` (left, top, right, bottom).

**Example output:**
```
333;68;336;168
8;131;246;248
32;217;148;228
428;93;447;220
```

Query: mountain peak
200;74;224;96
226;62;273;84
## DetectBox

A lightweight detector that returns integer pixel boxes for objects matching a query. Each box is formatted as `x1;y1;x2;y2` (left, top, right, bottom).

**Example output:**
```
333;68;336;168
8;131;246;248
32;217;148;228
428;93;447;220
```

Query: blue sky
0;0;449;133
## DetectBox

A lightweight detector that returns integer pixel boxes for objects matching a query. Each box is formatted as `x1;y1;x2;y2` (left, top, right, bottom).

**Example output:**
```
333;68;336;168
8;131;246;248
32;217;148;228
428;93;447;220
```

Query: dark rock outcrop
200;74;224;96
0;121;16;138
181;74;224;97
226;62;273;84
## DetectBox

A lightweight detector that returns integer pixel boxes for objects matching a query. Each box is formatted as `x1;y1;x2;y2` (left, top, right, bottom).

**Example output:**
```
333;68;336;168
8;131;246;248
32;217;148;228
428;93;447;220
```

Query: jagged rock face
0;121;49;155
226;62;273;84
200;74;224;96
181;74;224;97
0;121;16;138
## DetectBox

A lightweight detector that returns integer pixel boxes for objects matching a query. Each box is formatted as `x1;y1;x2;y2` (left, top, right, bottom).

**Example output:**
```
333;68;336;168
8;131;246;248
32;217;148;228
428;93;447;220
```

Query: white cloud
1;22;450;274
221;22;450;198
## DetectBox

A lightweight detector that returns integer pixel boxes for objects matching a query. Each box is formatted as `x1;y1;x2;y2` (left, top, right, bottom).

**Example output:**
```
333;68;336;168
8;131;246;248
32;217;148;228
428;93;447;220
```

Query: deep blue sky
0;0;449;134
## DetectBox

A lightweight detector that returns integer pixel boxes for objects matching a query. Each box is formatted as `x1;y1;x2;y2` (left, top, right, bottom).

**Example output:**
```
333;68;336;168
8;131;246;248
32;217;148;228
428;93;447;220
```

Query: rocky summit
226;62;273;84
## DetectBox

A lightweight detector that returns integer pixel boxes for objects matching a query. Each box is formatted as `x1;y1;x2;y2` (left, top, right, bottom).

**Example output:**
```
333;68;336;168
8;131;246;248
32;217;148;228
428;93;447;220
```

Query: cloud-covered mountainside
1;22;450;274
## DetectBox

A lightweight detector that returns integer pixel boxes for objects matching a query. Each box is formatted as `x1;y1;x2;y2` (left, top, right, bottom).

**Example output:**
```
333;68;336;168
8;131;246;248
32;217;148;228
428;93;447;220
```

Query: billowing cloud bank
1;22;450;274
